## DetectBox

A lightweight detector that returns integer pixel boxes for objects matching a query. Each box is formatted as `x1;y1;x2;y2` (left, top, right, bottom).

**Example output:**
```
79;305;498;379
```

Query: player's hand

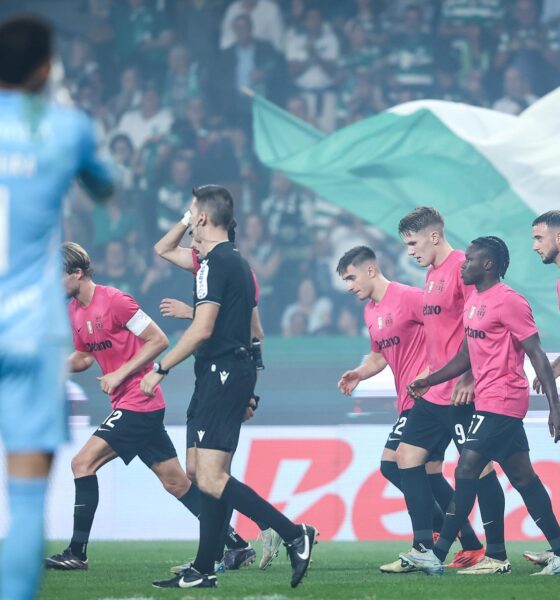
451;373;475;406
160;298;193;319
548;406;560;443
140;371;163;397
97;371;125;395
533;376;543;394
243;397;258;422
408;378;430;399
337;370;361;396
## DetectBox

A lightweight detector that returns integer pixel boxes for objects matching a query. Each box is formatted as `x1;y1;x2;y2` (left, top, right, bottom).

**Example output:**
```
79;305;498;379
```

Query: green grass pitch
41;540;558;599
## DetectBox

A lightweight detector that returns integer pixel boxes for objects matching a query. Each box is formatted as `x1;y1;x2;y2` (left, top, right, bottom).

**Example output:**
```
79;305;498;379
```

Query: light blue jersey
0;90;114;452
0;90;114;354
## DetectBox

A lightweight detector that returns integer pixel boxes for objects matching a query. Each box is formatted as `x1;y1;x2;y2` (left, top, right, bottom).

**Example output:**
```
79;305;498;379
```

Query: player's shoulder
391;281;421;298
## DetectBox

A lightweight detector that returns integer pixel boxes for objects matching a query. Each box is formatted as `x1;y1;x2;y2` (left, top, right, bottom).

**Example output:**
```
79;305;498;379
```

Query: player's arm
98;321;169;395
409;337;471;398
338;351;388;396
154;211;196;272
68;350;95;372
160;298;194;319
534;355;560;393
522;333;560;442
141;302;218;396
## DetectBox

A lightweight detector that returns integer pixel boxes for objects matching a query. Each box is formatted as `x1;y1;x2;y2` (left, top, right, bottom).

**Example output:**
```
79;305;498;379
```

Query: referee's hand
243;397;258;422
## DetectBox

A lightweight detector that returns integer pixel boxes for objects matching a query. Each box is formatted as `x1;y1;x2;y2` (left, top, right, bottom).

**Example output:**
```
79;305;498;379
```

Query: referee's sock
515;476;560;556
434;478;478;563
178;484;201;517
399;465;434;550
221;477;301;542
477;470;506;560
70;475;99;560
1;477;47;600
428;472;482;550
193;493;228;575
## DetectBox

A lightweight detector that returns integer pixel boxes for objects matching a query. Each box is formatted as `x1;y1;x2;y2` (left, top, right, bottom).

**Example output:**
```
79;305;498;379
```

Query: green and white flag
252;91;560;348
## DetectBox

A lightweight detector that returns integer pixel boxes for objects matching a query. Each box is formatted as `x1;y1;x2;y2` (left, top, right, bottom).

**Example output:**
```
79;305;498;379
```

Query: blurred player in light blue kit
0;15;114;600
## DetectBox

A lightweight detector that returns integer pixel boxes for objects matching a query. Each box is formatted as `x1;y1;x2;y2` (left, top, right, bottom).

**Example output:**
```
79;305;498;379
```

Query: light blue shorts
0;347;69;453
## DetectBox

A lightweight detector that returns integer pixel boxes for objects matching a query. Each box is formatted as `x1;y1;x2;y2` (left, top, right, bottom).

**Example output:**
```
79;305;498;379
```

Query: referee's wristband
181;209;192;228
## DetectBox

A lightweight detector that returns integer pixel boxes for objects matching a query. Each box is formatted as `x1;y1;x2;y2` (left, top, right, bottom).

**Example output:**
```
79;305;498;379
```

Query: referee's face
532;223;560;265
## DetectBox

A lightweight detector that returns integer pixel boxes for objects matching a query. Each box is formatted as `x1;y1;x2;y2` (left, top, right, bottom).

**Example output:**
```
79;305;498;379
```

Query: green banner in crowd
251;92;560;349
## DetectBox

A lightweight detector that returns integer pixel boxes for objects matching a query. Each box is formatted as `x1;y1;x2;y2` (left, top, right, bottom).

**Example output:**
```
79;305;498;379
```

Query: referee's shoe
44;548;88;570
285;524;318;588
153;565;217;589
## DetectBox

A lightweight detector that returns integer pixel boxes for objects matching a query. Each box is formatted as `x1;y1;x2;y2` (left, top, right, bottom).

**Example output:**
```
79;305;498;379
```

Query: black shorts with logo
462;410;529;463
187;353;256;453
449;402;477;450
385;409;446;461
93;408;176;467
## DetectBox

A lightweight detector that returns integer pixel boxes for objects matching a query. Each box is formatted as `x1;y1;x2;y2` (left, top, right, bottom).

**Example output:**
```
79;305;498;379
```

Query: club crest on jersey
468;305;476;319
377;315;383;329
196;260;209;299
427;281;435;294
86;320;93;334
436;279;445;293
385;313;393;327
95;316;104;330
477;305;486;319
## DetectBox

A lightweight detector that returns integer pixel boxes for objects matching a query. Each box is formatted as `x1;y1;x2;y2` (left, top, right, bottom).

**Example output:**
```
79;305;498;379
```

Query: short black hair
193;185;234;229
470;236;510;278
532;210;560;229
398;206;444;236
0;16;52;85
228;218;237;242
336;246;377;275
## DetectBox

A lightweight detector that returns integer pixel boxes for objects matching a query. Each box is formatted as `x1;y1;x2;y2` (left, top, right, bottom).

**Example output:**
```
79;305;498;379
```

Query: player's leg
46;435;117;568
0;348;67;599
502;450;560;575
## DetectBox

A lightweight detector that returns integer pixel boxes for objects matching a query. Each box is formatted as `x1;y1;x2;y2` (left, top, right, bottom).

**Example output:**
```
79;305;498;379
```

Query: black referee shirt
193;241;256;360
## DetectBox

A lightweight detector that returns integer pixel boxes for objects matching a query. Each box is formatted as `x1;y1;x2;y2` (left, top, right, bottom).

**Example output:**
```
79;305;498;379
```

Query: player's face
402;229;437;267
461;246;486;285
532;223;560;265
64;271;80;298
341;263;373;300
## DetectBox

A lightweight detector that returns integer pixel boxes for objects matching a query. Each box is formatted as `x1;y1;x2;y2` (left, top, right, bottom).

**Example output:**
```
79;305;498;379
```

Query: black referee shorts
93;408;177;467
187;354;256;453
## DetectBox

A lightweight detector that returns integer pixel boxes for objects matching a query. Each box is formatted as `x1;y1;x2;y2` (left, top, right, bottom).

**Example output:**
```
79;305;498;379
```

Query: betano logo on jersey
423;305;442;315
374;336;400;351
465;325;486;339
84;340;113;352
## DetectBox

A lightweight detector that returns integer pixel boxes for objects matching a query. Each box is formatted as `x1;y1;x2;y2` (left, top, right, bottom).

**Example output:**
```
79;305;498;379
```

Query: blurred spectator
493;65;537;114
117;88;172;150
225;127;262;213
64;38;100;98
285;0;306;33
96;240;140;297
221;0;285;52
155;154;193;235
386;4;436;98
111;0;173;78
435;60;465;102
212;14;286;125
281;278;333;336
335;305;362;336
163;44;201;117
286;94;319;127
283;308;308;336
285;7;340;131
107;65;143;124
92;192;140;249
344;0;391;45
461;69;491;107
108;134;136;191
495;0;560;95
173;0;221;62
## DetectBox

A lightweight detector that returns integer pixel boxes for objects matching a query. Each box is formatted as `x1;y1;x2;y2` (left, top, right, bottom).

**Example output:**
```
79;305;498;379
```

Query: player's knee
71;454;94;477
395;444;421;468
455;462;479;480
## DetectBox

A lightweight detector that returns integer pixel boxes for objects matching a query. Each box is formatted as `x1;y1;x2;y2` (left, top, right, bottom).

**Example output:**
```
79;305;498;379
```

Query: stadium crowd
19;0;560;335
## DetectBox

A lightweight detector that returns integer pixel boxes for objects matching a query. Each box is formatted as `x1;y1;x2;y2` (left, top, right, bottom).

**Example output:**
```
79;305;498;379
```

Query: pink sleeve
111;291;141;328
500;292;539;342
72;328;87;352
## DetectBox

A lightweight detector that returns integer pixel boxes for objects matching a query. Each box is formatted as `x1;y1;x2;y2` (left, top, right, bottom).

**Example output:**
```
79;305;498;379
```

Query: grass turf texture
41;541;557;600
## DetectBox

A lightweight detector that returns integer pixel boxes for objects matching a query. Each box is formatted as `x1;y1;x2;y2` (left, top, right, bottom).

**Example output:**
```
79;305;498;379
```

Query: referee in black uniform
141;185;316;590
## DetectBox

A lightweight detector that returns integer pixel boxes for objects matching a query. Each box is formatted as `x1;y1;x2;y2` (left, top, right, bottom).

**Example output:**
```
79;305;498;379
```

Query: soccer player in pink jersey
395;207;505;572
45;242;237;571
335;246;481;573
402;236;560;576
524;209;560;567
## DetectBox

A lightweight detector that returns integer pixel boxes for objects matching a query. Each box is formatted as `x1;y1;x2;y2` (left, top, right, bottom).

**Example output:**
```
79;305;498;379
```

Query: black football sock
429;472;482;550
221;477;300;541
515;477;560;556
193;493;228;575
477;471;506;560
399;465;434;550
178;484;201;518
224;526;250;551
214;505;233;562
69;475;99;560
434;478;478;563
